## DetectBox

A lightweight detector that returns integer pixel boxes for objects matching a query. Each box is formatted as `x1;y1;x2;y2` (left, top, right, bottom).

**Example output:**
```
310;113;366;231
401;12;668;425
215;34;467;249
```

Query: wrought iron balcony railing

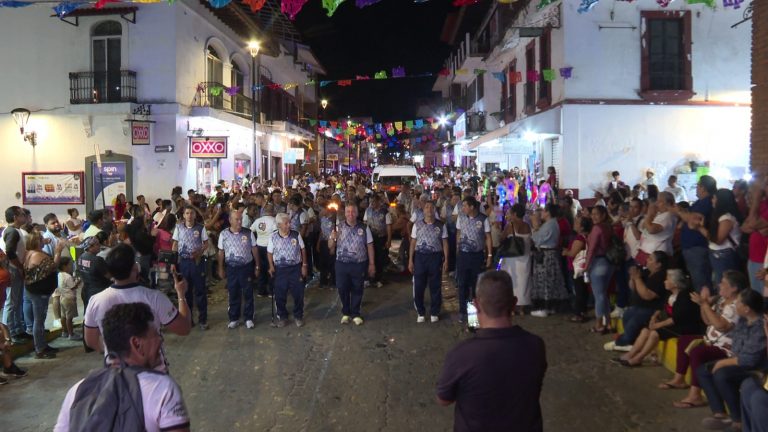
194;82;253;118
69;70;137;104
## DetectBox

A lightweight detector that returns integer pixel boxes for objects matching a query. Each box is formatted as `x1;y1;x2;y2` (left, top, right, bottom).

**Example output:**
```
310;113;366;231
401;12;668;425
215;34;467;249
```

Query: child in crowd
57;256;83;341
64;208;83;238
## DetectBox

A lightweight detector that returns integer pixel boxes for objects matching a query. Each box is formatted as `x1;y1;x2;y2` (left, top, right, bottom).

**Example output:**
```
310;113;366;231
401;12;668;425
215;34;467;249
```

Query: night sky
293;0;489;121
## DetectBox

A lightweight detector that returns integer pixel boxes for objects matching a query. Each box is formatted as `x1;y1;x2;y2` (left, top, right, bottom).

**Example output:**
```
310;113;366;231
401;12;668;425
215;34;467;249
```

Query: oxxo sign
131;121;151;145
190;137;227;158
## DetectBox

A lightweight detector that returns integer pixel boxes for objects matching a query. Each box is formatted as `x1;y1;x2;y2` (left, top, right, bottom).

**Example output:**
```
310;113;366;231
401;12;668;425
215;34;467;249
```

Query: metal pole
255;53;262;181
251;55;257;182
99;171;106;210
323;135;327;175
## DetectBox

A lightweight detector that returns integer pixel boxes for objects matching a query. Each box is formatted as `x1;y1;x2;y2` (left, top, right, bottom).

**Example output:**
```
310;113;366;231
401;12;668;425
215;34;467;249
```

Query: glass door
196;160;219;196
92;21;122;103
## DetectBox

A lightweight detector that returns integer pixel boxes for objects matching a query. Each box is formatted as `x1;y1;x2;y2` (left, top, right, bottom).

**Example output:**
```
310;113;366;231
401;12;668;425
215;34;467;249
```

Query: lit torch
327;202;339;232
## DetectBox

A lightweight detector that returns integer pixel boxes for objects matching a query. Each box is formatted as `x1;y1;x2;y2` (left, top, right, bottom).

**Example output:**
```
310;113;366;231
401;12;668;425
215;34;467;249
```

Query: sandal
658;382;690;390
672;400;707;409
589;326;609;335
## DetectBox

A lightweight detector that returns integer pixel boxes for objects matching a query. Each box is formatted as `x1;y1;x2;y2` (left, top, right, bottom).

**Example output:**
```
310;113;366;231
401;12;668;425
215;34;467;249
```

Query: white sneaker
245;320;255;329
430;316;439;323
614;344;632;352
610;307;625;319
352;317;364;326
417;315;426;323
340;315;351;325
364;281;371;288
52;319;62;329
530;310;549;318
375;281;383;288
227;321;239;329
603;341;616;351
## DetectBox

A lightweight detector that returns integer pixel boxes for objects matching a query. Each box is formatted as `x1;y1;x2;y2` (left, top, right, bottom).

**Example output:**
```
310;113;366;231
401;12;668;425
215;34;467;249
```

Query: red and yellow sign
190;137;227;158
131;121;151;145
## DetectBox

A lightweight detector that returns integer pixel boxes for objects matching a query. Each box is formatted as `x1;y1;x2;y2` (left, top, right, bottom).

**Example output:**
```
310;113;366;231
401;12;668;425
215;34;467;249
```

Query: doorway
91;21;122;103
196;159;219;196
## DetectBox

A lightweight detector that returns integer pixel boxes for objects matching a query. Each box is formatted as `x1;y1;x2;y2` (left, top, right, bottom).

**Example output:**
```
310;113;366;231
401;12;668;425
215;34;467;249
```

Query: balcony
194;82;253;119
69;70;137;104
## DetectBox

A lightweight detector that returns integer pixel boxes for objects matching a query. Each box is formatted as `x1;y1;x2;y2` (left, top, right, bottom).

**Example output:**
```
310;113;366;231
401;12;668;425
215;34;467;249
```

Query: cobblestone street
3;271;712;431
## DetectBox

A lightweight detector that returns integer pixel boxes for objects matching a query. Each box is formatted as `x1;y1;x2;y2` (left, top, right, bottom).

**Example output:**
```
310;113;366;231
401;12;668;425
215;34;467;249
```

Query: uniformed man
455;196;493;322
329;203;375;325
76;236;111;352
364;193;392;286
408;201;448;323
217;211;259;329
267;213;307;328
251;204;277;297
172;205;210;330
317;198;338;288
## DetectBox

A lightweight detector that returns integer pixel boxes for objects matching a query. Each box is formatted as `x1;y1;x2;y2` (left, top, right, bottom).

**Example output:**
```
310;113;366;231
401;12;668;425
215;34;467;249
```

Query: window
640;11;693;101
231;63;245;94
524;41;536;114
506;60;517;123
538;28;552;108
468;79;477;106
206;46;224;108
91;21;122;103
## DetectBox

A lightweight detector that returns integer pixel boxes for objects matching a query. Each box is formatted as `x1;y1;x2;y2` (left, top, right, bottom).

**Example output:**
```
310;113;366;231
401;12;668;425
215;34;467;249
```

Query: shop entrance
234;156;251;183
196;159;219;196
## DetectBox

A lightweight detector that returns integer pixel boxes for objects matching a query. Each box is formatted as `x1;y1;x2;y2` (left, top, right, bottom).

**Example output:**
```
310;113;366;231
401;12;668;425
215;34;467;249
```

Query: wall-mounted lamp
321;99;328;110
11;108;37;146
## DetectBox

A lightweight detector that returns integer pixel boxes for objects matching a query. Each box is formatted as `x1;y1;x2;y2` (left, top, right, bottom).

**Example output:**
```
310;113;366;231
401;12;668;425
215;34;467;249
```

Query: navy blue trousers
413;252;443;316
179;258;207;323
274;264;305;319
456;251;484;315
226;262;254;322
336;261;366;317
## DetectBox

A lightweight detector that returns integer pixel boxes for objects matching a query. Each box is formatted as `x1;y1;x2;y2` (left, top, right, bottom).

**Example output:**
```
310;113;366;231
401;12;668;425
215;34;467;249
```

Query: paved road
2;271;709;431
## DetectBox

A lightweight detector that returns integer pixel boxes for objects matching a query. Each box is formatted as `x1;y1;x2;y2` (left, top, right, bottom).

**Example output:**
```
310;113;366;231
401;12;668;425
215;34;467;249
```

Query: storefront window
197;159;219;196
235;159;250;181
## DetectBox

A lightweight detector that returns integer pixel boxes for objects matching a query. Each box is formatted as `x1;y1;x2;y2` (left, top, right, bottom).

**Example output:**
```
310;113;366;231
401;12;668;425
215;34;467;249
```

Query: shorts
60;297;78;320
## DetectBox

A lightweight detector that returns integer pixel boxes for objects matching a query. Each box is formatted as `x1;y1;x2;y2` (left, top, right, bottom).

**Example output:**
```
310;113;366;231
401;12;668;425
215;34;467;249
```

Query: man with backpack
54;302;190;432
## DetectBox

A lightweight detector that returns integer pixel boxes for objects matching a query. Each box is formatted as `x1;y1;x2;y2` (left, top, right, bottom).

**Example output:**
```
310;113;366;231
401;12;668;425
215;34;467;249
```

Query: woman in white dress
499;203;532;314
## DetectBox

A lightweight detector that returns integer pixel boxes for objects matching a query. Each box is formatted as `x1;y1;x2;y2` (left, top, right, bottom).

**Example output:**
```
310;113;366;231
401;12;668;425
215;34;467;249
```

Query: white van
372;165;418;195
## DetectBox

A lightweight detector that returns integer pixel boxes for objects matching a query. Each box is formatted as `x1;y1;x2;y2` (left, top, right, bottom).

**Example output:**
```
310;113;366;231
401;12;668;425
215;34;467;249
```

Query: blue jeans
747;260;764;295
336;261;367;317
741;377;768;432
225;262;254;322
616;306;656;346
456;251;485;315
274;264;305;320
2;265;25;336
413;252;443;316
23;291;33;333
709;248;740;292
179;258;207;324
683;246;712;293
697;364;752;421
614;259;634;309
588;257;613;319
25;290;49;353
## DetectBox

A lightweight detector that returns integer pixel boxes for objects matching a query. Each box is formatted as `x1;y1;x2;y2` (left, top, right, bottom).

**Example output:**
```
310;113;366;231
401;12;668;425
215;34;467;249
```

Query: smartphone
467;301;479;331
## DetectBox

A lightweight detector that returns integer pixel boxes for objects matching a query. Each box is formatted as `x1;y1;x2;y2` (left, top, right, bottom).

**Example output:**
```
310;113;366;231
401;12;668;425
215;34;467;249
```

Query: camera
157;250;178;265
467;301;479;331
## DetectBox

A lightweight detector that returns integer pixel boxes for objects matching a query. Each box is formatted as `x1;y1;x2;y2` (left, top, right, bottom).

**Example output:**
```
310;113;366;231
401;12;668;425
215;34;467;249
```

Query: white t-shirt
57;272;81;300
709;214;741;251
251;216;277;248
665;185;688;203
54;371;190;432
639;211;676;255
84;285;179;351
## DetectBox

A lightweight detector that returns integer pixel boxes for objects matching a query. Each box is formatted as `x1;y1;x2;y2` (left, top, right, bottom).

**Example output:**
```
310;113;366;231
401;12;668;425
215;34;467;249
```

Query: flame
327;203;339;211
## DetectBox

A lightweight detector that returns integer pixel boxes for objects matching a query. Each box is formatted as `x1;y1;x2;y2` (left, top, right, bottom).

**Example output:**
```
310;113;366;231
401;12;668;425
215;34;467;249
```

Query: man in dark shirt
436;271;547;432
675;175;716;293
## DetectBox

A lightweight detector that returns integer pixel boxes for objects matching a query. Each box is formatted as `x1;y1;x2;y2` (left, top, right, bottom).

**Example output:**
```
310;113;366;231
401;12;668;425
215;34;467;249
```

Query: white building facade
435;0;751;199
0;0;320;220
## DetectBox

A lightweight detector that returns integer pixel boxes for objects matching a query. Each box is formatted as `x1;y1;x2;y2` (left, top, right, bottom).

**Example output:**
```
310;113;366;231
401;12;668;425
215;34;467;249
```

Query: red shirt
749;200;768;263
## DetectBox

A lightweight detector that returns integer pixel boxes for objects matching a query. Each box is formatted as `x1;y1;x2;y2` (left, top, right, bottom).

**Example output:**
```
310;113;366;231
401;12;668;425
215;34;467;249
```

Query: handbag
496;224;526;258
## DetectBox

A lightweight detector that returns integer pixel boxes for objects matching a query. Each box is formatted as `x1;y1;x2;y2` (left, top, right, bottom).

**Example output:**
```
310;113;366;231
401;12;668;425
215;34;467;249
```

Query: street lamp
248;40;261;181
321;99;328;174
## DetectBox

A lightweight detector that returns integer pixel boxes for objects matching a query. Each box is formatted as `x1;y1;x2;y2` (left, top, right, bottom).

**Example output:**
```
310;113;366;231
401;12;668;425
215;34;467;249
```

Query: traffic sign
154;145;174;153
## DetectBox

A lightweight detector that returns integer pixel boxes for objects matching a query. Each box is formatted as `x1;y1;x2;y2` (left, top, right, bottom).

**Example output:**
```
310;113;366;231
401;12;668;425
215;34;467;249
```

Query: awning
468;123;512;150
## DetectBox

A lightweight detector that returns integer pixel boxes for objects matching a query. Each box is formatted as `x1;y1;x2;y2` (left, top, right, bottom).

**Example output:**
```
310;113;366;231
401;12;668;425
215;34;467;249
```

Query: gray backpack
68;356;153;432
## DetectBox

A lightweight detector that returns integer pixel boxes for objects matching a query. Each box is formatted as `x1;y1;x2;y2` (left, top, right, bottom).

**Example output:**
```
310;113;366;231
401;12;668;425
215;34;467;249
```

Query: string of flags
0;0;747;17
